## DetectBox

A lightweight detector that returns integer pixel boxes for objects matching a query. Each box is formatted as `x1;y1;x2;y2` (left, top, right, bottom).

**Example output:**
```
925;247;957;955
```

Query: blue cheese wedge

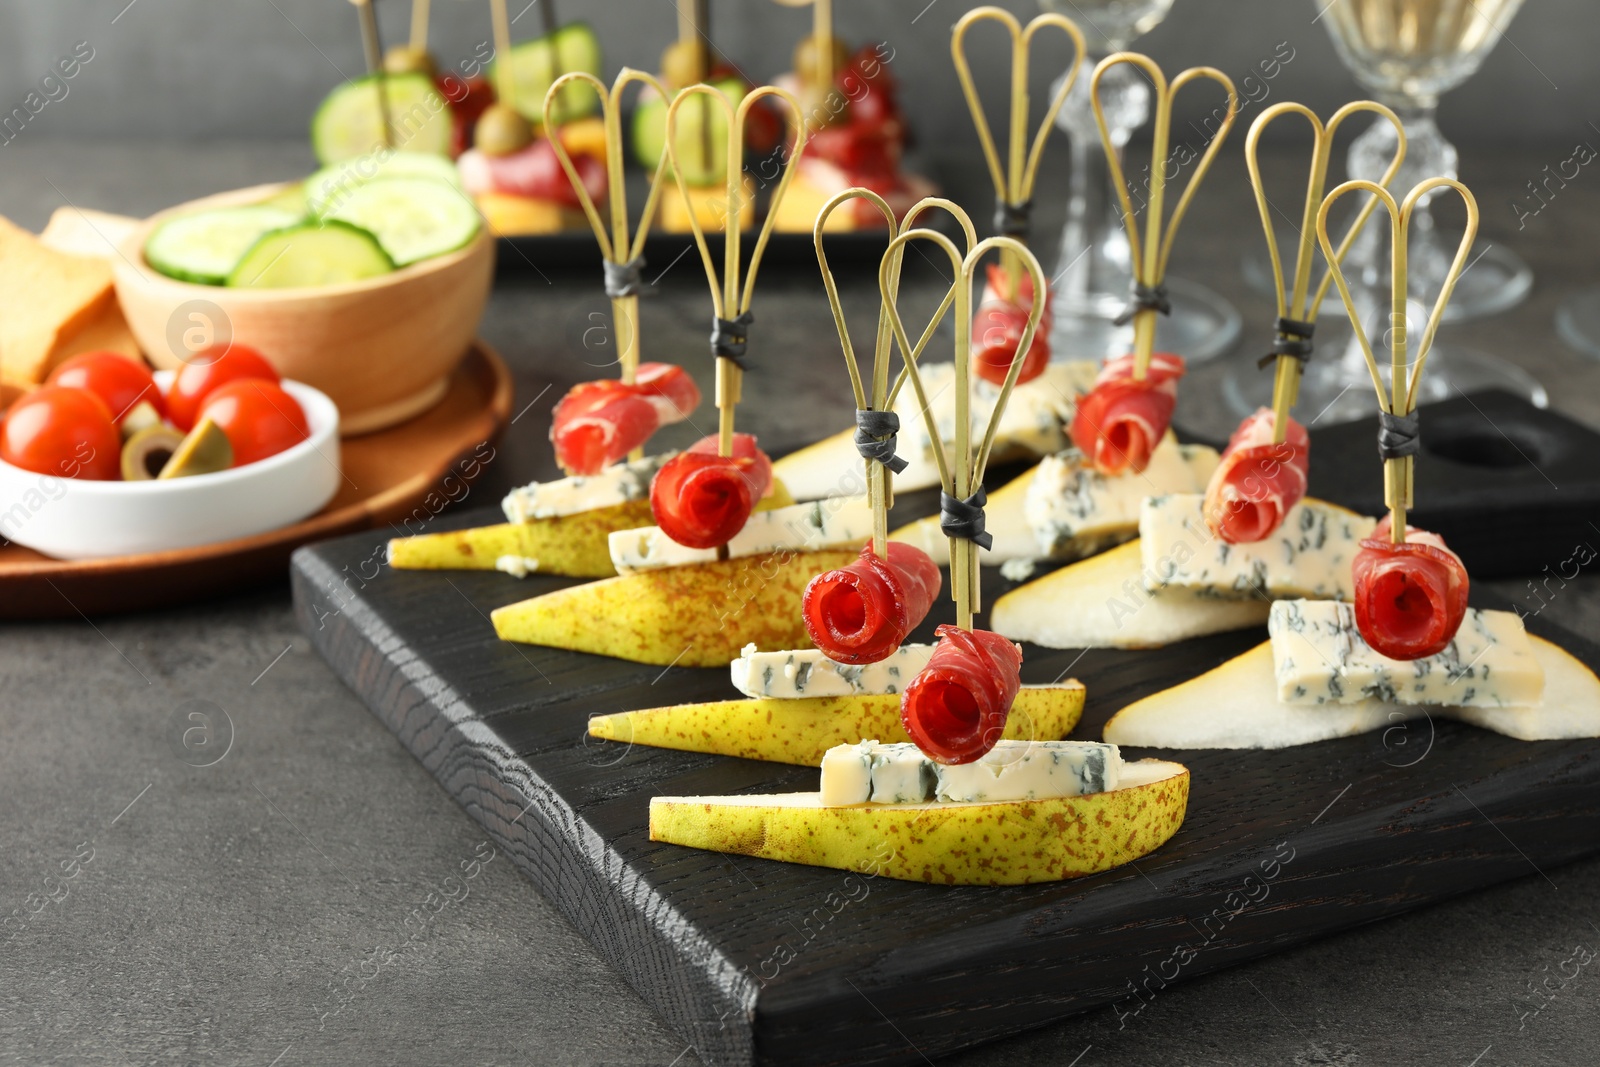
494;555;540;578
1140;494;1375;600
1269;600;1544;708
820;739;1123;806
1025;437;1218;559
502;453;672;522
609;496;873;574
730;643;936;699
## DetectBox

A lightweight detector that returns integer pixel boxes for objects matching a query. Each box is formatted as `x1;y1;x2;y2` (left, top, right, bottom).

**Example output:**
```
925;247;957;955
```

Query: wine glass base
1555;289;1600;360
1050;276;1241;364
1222;344;1548;427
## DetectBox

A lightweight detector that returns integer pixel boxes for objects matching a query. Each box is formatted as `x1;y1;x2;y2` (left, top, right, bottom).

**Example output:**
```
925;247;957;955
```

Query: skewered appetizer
1108;177;1600;749
647;218;1190;885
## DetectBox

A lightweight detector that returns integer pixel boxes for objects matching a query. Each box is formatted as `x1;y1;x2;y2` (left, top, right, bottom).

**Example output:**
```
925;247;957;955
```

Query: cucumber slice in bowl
489;22;602;125
145;205;304;285
311;72;452;164
304;150;462;217
226;221;395;288
322;176;481;268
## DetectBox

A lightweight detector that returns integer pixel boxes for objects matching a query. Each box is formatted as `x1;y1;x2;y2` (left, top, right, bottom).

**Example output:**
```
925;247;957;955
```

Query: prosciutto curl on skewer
1202;407;1310;543
550;363;702;476
900;625;1025;765
1068;352;1186;476
649;432;773;550
1353;515;1470;661
802;542;941;665
973;264;1052;387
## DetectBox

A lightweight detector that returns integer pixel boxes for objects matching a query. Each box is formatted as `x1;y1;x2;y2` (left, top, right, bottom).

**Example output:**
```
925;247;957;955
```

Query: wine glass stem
1052;58;1140;320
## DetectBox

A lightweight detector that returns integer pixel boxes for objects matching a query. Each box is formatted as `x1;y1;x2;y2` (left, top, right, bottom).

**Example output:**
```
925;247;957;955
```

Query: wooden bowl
112;182;493;436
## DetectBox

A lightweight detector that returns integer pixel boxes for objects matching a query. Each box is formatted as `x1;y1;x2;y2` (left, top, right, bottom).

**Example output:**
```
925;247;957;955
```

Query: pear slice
491;549;858;667
156;417;233;479
589;682;1085;766
649;758;1189;885
121;424;185;481
388;500;652;580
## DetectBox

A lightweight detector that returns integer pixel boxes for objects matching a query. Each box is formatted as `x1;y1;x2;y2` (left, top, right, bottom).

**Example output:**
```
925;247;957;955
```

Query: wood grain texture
292;484;1600;1066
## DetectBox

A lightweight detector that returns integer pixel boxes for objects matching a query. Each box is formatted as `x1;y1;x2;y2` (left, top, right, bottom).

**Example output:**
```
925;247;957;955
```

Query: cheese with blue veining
1025;436;1218;558
819;739;1122;806
609;496;873;573
730;643;936;699
502;452;672;522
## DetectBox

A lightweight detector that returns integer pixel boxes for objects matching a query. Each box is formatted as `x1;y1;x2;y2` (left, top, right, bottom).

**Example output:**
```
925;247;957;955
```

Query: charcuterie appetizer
647;229;1189;883
588;191;1083;763
389;68;706;580
1107;177;1600;748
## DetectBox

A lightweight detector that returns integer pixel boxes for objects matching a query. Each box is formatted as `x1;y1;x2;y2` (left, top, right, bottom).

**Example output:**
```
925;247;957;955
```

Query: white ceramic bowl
0;375;340;560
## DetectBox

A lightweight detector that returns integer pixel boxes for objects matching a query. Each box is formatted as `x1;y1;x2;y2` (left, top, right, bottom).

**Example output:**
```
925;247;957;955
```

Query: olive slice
121;424;184;481
157;416;233;480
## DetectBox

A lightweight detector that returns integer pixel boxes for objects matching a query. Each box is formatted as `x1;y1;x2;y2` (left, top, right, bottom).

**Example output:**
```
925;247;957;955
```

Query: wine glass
1225;0;1545;425
1037;0;1242;365
1556;289;1600;360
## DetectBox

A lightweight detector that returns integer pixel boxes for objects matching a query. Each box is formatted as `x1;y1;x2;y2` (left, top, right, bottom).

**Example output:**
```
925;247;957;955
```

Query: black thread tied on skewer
710;310;755;371
1376;409;1420;460
1256;316;1316;370
993;197;1033;239
940;488;992;551
853;409;907;474
602;256;646;299
1112;281;1172;326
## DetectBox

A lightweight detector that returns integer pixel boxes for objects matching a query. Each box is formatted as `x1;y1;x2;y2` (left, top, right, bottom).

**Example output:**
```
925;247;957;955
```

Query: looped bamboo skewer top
664;84;807;459
951;7;1084;303
1316;177;1478;542
1092;53;1237;380
877;231;1047;631
1246;100;1405;444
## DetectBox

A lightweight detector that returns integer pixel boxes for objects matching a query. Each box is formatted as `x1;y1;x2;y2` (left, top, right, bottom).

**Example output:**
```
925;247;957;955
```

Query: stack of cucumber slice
144;151;481;289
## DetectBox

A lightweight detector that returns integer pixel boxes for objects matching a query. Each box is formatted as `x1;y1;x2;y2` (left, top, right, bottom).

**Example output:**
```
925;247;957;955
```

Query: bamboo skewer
665;85;808;460
1092;55;1238;381
350;0;394;148
1246;101;1405;444
488;0;519;115
409;0;431;52
1316;177;1478;541
878;233;1047;631
951;8;1084;302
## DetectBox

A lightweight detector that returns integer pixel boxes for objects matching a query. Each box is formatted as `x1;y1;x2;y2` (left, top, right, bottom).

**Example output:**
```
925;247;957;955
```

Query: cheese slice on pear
1105;635;1600;749
388;500;652;579
491;549;857;667
588;682;1085;766
649;758;1188;885
991;541;1272;650
890;466;1035;564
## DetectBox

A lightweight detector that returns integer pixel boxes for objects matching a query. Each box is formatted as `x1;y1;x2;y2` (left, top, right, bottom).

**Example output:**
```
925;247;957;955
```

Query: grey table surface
3;139;1600;1067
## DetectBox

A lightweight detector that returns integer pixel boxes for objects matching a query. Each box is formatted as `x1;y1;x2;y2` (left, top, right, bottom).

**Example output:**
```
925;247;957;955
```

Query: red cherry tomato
198;379;309;467
47;351;164;425
0;385;121;480
166;344;280;432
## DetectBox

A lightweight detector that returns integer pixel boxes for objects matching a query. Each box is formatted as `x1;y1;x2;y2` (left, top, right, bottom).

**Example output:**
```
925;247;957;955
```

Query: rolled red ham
1202;407;1310;543
900;625;1024;765
457;137;606;207
634;363;703;424
973;263;1052;387
1069;352;1186;476
549;363;701;476
1353;516;1470;661
649;433;773;549
801;542;942;665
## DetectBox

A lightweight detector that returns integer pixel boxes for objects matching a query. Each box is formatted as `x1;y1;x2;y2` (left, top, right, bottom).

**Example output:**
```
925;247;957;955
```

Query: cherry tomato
0;386;121;480
166;344;279;432
47;351;164;425
198;379;309;467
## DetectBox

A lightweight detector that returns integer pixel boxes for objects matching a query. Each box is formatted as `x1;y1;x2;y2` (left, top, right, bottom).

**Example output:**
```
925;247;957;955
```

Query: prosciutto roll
649;433;773;550
1068;352;1186;476
801;542;942;665
1202;407;1310;543
549;363;701;476
900;625;1024;765
973;264;1052;387
1353;516;1470;660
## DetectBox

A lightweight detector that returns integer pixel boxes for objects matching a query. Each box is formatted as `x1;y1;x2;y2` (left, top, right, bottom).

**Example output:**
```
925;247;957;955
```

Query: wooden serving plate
0;341;511;619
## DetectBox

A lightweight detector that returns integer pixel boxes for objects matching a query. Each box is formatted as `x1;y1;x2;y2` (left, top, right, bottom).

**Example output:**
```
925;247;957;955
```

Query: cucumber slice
631;77;742;186
226;221;395;289
489;22;602;126
322;176;481;267
145;205;304;285
304;150;462;217
311;72;452;164
256;182;310;217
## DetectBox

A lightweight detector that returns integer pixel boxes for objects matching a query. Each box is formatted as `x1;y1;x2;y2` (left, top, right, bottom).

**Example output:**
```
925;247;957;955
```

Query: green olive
660;39;709;91
383;46;437;78
475;103;535;156
121;424;184;481
157;417;233;480
792;34;850;88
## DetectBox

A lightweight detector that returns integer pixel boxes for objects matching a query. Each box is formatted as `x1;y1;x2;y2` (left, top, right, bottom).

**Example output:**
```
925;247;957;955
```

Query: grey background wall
0;0;1590;161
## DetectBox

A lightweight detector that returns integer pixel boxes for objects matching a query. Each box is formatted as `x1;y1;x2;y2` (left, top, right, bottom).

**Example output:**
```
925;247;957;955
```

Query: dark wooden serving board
292;509;1600;1067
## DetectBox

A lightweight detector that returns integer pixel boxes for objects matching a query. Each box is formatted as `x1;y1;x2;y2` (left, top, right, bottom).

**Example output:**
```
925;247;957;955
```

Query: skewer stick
1092;55;1237;380
1317;177;1478;542
665;84;808;459
409;0;431;52
489;0;518;109
1246;101;1405;444
951;8;1084;303
351;0;393;148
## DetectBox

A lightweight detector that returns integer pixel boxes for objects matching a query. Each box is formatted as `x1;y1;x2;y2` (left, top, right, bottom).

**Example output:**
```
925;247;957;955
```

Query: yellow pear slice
991;540;1271;650
1451;637;1600;740
491;548;858;667
157;416;233;479
589;682;1085;766
649;758;1189;885
388;500;651;579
